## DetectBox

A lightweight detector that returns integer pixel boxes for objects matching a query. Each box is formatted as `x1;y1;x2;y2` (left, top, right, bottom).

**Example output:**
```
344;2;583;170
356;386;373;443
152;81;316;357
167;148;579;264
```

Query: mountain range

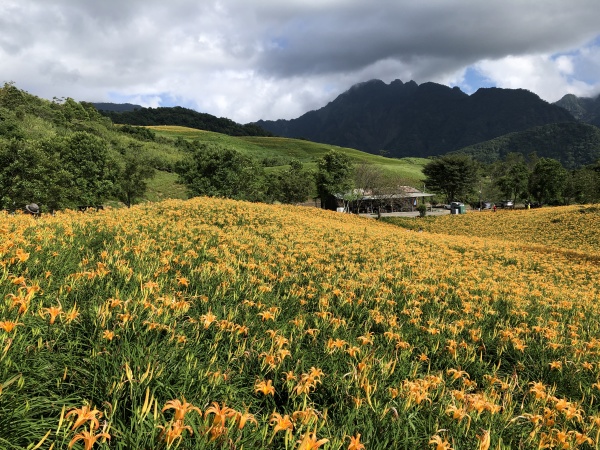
95;80;600;167
255;79;584;158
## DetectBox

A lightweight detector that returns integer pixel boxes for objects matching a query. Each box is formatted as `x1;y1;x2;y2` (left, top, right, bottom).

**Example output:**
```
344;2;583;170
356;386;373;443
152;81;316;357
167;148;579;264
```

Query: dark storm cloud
254;0;600;79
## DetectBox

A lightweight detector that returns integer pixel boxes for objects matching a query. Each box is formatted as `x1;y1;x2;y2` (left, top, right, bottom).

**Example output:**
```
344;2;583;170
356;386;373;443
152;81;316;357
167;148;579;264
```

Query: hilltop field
145;125;428;182
1;199;599;449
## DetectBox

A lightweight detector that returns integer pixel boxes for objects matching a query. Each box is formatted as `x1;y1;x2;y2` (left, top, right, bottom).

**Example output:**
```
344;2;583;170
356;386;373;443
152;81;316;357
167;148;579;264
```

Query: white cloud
472;39;600;103
555;56;574;76
1;0;600;122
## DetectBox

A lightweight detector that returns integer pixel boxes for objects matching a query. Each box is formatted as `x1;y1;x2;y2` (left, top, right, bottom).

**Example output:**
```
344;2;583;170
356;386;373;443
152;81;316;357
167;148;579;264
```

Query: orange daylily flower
66;404;103;430
102;330;116;341
429;434;453;450
65;304;80;323
42;305;63;324
162;397;202;421
255;379;275;396
270;412;293;434
234;410;257;430
204;402;236;428
549;361;562;370
347;433;365;450
297;431;329;450
283;371;296;381
0;320;23;333
68;430;110;450
157;420;193;445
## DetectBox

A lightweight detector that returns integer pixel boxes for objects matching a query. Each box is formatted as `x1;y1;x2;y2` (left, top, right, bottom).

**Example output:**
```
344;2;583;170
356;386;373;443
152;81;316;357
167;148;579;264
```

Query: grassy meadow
146;126;429;183
1;200;600;449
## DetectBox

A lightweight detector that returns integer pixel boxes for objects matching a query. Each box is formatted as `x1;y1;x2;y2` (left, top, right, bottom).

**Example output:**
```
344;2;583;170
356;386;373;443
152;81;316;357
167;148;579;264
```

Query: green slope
0;84;428;208
146;125;428;183
451;122;600;169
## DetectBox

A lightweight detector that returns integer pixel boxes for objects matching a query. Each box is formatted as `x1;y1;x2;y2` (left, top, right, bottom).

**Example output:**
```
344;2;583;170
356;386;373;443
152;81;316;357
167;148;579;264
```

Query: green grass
145;170;188;202
147;126;428;184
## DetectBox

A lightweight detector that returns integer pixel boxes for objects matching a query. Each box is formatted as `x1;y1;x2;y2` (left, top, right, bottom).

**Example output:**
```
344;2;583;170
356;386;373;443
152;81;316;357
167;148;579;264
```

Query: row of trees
0;132;155;211
423;153;600;206
175;143;315;205
175;144;416;212
175;142;600;211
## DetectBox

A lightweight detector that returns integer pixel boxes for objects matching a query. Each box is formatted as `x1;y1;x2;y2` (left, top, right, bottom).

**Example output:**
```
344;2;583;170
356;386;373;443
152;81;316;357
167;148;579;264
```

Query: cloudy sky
1;0;600;123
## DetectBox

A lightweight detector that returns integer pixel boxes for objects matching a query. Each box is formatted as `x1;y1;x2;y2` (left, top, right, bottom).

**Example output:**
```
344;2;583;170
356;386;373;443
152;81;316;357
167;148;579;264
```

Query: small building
334;186;434;213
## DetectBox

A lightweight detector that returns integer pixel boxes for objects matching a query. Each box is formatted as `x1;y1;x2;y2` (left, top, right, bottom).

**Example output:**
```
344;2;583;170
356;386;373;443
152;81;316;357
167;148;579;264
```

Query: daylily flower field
1;198;600;449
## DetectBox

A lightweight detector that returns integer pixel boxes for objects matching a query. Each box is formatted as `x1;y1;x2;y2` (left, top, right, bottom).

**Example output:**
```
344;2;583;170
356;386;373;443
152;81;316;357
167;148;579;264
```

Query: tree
53;131;114;207
265;159;313;204
495;162;530;203
0;131;118;211
114;143;156;207
563;167;600;204
422;154;480;203
175;144;265;201
316;150;354;210
0;139;56;210
528;157;568;205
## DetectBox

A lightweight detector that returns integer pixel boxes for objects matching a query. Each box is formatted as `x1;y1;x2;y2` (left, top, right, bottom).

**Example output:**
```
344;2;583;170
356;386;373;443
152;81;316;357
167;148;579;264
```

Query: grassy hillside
147;125;428;183
0;84;427;209
2;198;600;448
98;105;272;137
0;84;190;203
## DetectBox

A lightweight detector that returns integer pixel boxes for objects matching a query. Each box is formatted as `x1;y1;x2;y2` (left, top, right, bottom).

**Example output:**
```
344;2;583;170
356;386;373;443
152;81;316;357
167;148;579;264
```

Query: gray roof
336;187;434;200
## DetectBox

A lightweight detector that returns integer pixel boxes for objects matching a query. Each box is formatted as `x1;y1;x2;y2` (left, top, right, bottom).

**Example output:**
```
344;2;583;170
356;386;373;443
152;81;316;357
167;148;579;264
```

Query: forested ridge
97;105;273;137
450;122;600;169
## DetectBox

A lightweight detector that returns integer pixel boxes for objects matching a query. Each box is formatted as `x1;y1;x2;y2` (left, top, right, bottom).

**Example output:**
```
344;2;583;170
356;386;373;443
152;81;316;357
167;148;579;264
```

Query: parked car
497;200;514;208
444;201;464;210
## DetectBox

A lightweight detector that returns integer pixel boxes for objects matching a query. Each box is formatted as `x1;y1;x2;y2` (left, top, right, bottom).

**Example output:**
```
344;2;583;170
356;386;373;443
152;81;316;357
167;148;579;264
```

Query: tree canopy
529;157;568;205
492;153;531;203
265;159;314;204
315;150;355;209
422;154;480;203
0;83;158;211
115;143;156;207
175;144;266;202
